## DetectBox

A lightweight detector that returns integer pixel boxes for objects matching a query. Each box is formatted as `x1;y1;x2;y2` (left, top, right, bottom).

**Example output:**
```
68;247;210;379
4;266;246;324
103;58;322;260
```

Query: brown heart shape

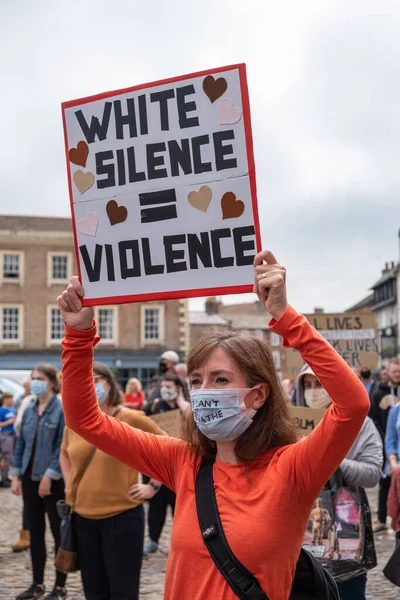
188;186;212;212
106;200;128;226
221;192;245;220
69;141;89;168
73;170;94;194
203;75;228;103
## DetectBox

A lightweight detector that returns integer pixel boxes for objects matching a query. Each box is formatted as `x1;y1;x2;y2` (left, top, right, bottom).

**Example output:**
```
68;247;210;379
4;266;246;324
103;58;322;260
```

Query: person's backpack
195;458;339;600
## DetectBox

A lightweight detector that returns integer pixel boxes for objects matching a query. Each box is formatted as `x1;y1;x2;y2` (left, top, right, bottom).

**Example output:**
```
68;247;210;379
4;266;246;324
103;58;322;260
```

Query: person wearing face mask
143;375;189;555
149;350;190;407
59;361;165;600
295;364;382;600
369;357;400;533
58;250;372;600
11;364;66;600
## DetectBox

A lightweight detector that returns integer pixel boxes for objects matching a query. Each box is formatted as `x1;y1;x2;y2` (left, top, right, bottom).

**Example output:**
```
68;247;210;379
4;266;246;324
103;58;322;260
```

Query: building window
48;307;64;344
141;305;165;345
272;350;281;369
96;308;117;343
145;308;160;340
140;368;158;390
48;252;71;285
1;307;21;343
52;255;68;281
1;252;23;283
271;332;281;347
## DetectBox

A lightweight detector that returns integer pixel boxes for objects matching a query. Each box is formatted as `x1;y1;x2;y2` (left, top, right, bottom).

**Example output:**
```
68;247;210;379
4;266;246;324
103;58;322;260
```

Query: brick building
0;215;189;388
189;296;276;365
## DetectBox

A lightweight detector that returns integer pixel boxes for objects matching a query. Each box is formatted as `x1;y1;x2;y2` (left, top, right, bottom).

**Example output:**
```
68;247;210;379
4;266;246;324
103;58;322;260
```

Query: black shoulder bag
195;458;339;600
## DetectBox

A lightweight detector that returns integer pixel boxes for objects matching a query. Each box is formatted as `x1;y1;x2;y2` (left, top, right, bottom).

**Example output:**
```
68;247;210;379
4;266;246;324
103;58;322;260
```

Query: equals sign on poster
140;189;177;223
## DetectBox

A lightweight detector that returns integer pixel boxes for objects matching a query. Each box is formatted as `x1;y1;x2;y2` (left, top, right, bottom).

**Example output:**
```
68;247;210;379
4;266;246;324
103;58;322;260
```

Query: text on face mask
194;409;224;423
191;398;220;409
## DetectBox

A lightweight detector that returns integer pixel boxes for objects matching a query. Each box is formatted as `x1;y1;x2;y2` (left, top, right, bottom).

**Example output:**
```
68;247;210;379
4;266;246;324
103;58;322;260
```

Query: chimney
384;262;389;273
205;297;220;315
314;307;324;313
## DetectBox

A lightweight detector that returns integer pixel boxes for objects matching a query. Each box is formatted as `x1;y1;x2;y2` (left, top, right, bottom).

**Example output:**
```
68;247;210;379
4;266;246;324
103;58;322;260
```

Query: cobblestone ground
1;485;400;599
0;488;169;599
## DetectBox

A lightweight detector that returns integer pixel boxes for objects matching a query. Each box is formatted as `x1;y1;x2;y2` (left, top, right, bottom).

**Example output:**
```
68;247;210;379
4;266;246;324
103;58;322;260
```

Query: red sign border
61;63;261;307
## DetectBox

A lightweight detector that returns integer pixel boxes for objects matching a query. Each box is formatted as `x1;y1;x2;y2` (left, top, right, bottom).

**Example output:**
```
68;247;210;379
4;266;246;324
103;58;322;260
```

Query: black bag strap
195;457;268;600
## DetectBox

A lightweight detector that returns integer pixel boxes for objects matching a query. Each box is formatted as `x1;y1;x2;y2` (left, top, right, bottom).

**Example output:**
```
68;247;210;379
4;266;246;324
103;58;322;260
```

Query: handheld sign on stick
62;64;261;305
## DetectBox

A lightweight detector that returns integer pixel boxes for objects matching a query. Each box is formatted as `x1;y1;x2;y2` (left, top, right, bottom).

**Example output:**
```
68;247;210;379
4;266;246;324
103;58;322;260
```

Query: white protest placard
62;64;261;305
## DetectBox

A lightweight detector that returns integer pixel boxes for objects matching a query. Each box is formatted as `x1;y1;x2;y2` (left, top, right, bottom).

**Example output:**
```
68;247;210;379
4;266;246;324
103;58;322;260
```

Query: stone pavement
1;485;400;599
0;488;169;599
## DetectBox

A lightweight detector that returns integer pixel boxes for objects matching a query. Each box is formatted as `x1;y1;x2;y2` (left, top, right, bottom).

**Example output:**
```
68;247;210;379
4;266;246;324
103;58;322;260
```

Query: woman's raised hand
57;277;94;330
253;250;288;321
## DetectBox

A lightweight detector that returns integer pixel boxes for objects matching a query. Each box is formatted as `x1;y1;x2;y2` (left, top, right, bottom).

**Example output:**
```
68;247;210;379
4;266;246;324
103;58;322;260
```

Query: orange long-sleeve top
61;305;369;600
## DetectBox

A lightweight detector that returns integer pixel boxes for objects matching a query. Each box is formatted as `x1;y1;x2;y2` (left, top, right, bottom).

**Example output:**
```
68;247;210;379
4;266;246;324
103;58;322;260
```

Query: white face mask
190;387;259;442
160;386;178;402
304;388;331;409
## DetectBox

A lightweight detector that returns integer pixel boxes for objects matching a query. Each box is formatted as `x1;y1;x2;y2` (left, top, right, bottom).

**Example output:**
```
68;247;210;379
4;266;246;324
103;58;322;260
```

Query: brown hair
93;361;123;407
34;364;61;394
183;331;297;465
2;392;14;402
161;373;184;390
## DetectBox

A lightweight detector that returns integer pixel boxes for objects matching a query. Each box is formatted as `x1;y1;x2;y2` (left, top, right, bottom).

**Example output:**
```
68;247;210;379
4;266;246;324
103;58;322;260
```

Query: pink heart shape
78;212;98;237
217;98;242;125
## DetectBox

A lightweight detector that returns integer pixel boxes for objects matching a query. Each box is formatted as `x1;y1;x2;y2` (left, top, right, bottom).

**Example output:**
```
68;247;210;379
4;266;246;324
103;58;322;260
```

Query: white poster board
62;64;261;305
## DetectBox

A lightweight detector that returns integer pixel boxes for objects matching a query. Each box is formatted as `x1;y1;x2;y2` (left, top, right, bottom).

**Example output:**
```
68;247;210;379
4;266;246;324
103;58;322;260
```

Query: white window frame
46;305;65;346
95;306;118;344
47;252;72;286
0;304;24;345
140;304;165;346
0;250;24;285
271;332;281;347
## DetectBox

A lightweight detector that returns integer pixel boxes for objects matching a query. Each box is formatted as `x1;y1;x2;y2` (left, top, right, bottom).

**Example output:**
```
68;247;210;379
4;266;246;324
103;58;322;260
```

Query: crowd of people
0;251;399;600
0;356;189;599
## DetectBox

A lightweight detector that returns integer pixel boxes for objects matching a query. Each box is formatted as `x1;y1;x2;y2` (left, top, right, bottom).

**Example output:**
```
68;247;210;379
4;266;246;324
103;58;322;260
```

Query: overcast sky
1;0;399;312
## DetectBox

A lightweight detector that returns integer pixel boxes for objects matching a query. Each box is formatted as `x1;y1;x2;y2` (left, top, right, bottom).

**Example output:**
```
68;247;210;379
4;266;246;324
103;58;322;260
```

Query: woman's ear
244;383;270;409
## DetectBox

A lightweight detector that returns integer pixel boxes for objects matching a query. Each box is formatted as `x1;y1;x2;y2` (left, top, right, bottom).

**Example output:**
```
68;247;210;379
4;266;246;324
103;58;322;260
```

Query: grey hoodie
295;364;383;488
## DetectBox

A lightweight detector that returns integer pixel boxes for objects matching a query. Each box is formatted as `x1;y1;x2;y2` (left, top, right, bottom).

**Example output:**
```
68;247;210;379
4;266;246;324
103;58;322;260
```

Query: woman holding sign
57;251;369;600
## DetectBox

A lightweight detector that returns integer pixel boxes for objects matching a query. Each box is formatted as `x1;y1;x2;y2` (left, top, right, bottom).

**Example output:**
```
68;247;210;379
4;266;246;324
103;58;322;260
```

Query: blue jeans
337;573;367;600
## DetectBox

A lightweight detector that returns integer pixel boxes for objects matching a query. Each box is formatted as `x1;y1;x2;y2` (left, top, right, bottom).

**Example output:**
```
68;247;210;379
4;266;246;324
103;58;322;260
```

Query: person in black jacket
369;358;400;532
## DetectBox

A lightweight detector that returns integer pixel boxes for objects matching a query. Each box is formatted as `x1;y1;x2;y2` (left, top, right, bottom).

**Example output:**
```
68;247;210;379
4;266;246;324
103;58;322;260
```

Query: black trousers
22;476;66;588
148;485;176;543
22;501;28;529
75;505;144;600
378;475;391;523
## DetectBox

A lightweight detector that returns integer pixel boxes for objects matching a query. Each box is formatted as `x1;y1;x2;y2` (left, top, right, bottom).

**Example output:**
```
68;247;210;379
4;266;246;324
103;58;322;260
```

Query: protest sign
308;312;378;369
62;64;261;306
289;406;326;438
150;409;182;438
281;312;378;378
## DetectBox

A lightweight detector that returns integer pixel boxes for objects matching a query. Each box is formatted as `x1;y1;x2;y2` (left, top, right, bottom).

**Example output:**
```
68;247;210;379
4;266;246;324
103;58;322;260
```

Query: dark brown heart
106;200;128;225
203;75;228;103
221;192;245;220
69;141;89;168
